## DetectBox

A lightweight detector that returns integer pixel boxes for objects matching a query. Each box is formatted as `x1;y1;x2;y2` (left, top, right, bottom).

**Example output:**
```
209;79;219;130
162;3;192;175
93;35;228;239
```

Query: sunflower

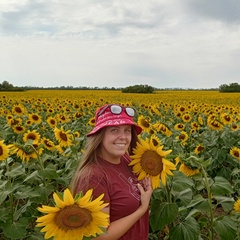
230;123;239;131
41;138;56;151
0;140;11;161
6;114;14;125
220;113;232;125
23;130;41;144
57;113;70;124
87;117;96;126
8;117;23;126
194;144;204;155
174;123;185;131
230;147;240;161
13;125;26;134
28;113;42;124
54;126;72;147
179;163;200;177
149;135;161;147
129;138;176;189
208;120;223;131
233;198;240;213
191;122;200;131
137;115;151;132
46;116;58;128
10;143;39;162
74;131;81;138
12;104;26;115
36;188;109;240
26;119;33;126
176;131;189;143
74;112;84;119
182;113;192;123
154;123;172;137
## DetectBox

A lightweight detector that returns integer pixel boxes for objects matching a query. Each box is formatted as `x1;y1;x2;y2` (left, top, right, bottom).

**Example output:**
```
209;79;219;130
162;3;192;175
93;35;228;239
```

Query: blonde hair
70;126;139;195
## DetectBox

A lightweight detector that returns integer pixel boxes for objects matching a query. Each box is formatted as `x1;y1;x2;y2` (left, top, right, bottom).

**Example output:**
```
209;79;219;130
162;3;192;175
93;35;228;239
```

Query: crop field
0;90;240;240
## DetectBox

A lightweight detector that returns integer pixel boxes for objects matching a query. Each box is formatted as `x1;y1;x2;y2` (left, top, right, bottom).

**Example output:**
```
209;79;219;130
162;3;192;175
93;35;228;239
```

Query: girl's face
99;125;132;163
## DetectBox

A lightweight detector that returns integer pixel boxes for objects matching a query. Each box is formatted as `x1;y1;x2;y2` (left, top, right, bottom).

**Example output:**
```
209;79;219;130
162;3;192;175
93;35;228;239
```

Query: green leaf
5;163;25;178
39;163;59;179
185;195;211;214
15;199;32;220
15;186;42;199
211;176;233;195
213;216;237;240
213;195;234;212
2;221;27;239
173;188;193;206
172;171;194;192
169;217;200;240
150;201;178;232
23;170;40;183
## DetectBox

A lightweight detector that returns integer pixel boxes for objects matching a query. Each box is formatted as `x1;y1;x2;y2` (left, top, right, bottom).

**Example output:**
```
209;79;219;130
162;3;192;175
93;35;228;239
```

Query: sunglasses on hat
97;104;136;119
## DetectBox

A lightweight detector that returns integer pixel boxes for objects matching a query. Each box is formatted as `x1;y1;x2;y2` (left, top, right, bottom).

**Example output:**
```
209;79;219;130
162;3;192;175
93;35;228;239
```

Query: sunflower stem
201;164;214;240
5;159;14;223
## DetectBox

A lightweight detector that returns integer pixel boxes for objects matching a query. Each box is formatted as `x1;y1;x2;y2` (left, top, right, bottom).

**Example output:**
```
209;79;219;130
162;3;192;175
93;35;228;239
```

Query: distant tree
0;81;14;90
0;81;25;91
219;82;240;92
122;84;155;93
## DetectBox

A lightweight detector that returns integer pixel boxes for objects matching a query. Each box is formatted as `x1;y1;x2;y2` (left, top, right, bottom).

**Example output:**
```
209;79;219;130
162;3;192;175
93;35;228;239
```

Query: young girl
70;104;152;240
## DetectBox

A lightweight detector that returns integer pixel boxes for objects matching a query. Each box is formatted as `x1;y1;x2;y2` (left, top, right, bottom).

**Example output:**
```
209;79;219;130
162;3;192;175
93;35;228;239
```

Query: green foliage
219;82;240;92
0;81;25;92
122;84;155;93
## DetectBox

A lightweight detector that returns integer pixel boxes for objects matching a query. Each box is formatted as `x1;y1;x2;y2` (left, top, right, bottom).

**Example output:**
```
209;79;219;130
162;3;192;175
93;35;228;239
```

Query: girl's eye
111;128;118;132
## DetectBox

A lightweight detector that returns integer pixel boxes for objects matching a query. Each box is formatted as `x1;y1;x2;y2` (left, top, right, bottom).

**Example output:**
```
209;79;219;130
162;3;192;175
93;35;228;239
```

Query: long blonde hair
70;126;139;195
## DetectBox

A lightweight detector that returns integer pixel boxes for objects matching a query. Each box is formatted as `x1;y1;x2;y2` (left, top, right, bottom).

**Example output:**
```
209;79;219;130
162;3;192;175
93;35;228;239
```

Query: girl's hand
137;177;153;210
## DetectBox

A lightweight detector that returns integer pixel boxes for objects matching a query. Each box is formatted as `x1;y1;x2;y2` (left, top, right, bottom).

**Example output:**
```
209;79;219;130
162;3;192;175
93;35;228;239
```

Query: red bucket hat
87;104;142;137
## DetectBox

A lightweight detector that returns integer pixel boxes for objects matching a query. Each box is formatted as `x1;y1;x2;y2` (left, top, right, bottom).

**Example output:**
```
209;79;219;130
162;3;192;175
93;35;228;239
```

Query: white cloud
1;0;240;89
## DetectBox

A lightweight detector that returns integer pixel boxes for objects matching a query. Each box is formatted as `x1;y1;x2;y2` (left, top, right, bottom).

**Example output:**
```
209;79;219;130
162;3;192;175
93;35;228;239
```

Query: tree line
1;80;240;93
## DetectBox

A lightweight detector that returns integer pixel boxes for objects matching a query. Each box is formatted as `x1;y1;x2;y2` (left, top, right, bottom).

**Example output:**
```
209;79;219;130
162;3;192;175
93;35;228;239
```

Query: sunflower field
0;90;240;240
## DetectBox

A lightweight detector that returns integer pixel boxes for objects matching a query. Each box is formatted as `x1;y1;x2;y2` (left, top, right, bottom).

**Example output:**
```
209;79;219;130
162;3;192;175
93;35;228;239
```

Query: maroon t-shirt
75;154;149;240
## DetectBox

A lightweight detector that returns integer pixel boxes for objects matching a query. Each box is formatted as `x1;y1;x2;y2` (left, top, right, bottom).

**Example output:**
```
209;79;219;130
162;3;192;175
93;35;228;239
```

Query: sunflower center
54;204;92;230
0;147;3;155
234;151;239;158
27;133;37;140
32;115;39;121
60;132;68;141
141;150;163;176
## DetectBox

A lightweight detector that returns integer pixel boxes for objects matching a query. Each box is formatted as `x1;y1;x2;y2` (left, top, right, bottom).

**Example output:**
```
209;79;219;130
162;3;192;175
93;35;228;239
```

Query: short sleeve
75;168;110;203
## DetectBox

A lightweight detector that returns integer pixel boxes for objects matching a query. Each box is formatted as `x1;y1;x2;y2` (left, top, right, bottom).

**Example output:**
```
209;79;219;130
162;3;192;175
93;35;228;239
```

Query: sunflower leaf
150;200;178;232
169;217;200;240
2;221;27;239
213;216;237;240
211;176;234;195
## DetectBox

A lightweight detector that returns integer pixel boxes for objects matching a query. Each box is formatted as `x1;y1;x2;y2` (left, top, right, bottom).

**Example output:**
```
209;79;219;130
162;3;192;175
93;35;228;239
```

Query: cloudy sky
1;0;240;89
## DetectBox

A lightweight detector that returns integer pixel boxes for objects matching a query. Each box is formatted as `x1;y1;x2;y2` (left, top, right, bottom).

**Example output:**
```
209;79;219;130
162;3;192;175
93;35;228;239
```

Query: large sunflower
0;140;11;161
129;138;176;189
36;188;109;240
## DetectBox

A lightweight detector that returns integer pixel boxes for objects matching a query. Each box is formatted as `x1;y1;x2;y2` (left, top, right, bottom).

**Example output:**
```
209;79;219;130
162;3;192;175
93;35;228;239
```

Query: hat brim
87;121;142;137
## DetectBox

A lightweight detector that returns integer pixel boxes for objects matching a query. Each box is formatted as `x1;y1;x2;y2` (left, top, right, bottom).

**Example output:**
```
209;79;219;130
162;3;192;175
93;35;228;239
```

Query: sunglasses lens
125;107;135;117
110;105;122;114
